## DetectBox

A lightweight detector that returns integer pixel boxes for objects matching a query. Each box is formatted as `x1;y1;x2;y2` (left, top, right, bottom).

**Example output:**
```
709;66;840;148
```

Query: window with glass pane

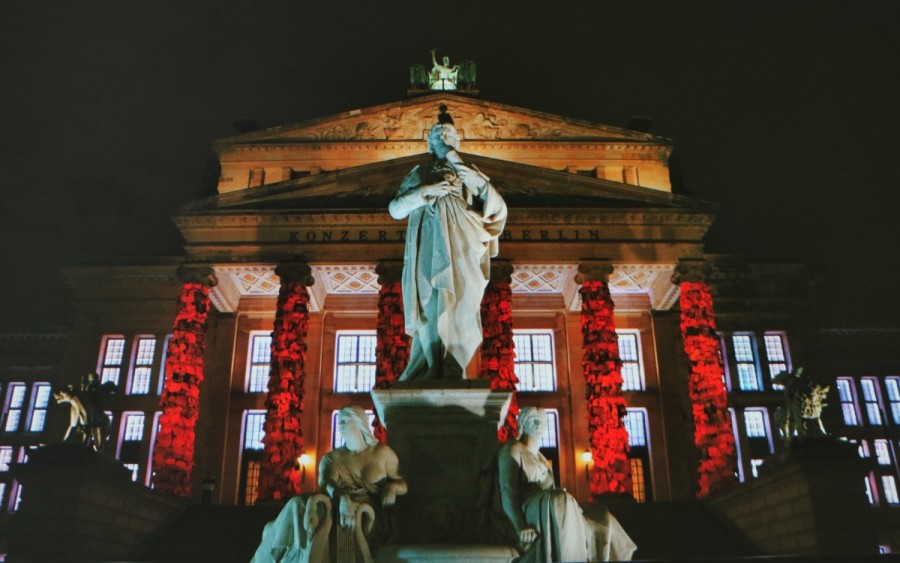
157;334;173;395
0;447;12;471
99;336;126;384
744;409;768;439
732;334;760;391
331;409;377;450
750;459;765;478
334;333;377;393
617;331;644;391
836;378;860;426
130;337;156;394
124;463;139;482
864;475;876;505
874;440;892;466
857;439;871;459
122;413;145;442
885;377;900;425
3;384;26;432
763;333;789;382
244;411;266;450
861;378;883;426
246;333;272;393
882;476;899;505
624;408;652;501
513;332;556;392
27;383;51;432
743;408;773;474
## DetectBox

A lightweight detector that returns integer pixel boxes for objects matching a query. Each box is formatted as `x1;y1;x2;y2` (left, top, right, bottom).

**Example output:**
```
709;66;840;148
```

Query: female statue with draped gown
389;106;507;381
483;407;637;562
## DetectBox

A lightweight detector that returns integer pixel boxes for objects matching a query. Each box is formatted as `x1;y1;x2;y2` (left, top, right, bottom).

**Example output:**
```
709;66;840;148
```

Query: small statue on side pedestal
480;408;637;562
773;367;830;445
252;405;407;563
53;372;116;452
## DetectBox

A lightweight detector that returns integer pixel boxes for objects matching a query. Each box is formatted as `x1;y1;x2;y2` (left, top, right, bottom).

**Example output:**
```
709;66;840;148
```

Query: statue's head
337;405;378;447
517;407;548;440
428;105;460;159
443;55;450;66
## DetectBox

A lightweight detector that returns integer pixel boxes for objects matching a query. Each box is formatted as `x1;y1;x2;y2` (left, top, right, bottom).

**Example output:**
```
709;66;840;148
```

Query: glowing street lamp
298;453;312;483
581;450;593;481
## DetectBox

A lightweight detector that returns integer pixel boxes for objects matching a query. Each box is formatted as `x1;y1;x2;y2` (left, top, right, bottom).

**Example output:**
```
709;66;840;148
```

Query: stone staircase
130;499;758;562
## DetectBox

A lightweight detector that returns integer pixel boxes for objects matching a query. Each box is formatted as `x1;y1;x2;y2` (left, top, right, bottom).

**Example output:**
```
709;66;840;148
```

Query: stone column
479;259;518;442
257;262;314;502
372;260;410;443
672;259;737;497
151;264;217;498
577;260;632;498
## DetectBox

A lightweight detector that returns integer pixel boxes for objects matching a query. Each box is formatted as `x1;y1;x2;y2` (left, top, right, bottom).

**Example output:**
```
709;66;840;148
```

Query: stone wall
708;439;877;556
8;445;185;562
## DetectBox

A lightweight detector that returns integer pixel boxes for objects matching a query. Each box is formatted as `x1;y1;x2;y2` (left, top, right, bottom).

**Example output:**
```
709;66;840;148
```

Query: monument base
372;382;511;544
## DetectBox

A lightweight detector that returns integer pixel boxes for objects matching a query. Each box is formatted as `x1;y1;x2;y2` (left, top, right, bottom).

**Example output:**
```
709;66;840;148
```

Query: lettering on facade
287;229;602;243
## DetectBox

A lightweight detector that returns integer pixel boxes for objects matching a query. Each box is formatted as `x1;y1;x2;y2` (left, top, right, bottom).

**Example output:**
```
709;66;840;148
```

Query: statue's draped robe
395;162;507;380
481;443;637;562
320;452;398;547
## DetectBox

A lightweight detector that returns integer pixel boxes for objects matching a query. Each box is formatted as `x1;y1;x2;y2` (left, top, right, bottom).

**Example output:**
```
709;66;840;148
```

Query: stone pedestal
371;381;512;544
9;444;185;562
708;438;877;556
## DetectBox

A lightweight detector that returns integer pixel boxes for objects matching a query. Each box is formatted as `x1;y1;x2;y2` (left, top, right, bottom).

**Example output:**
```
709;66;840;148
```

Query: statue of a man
429;49;460;90
389;106;507;381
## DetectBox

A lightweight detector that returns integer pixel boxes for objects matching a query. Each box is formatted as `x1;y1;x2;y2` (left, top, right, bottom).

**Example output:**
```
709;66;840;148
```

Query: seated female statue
483;407;637;562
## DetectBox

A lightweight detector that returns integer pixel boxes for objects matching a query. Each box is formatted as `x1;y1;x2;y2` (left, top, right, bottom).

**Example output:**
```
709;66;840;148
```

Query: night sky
1;3;898;329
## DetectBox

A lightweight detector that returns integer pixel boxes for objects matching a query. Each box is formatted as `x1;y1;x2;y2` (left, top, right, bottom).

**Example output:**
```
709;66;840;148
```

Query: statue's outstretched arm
380;446;408;507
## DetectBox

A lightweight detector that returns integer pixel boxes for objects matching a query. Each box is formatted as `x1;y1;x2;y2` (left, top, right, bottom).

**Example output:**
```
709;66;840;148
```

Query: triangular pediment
213;93;670;146
180;153;709;216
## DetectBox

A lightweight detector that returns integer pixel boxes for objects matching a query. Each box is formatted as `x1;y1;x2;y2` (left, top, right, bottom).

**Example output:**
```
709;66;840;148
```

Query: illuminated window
885;377;900;425
738;408;773;480
836;378;860;426
857;439;871;459
243;411;266;450
874;440;892;466
744;409;768;439
883;476;899;505
334;333;377;393
762;333;789;384
244;461;261;505
861;378;883;426
513;331;556;392
3;384;26;433
625;408;652;501
157;334;173;395
331;409;376;450
617;331;644;391
732;334;760;391
0;447;12;471
129;337;156;394
246;333;272;393
124;463;139;482
117;412;146;475
122;413;145;442
99;335;126;385
27;383;51;432
864;475;876;505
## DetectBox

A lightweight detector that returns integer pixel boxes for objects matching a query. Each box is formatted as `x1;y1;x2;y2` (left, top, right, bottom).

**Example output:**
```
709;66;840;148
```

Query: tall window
743;408;774;478
860;378;884;426
762;332;790;383
27;383;51;432
118;412;145;481
731;334;761;391
885;377;900;425
836;378;860;426
240;410;266;505
513;331;556;392
0;447;12;472
617;331;644;391
538;409;561;488
129;337;156;394
246;332;272;393
157;334;173;395
98;335;127;384
3;383;26;432
334;332;377;393
624;408;652;502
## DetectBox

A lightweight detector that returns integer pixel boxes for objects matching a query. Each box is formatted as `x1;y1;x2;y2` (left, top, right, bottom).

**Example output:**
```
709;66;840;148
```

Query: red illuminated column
257;263;314;502
152;264;218;498
479;260;518;442
577;260;632;498
673;260;737;498
371;260;410;443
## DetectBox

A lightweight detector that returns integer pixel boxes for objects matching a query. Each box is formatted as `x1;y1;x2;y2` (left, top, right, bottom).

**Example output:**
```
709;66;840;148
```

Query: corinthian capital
575;259;613;285
375;260;404;285
671;259;713;285
489;259;514;284
275;262;314;286
176;264;218;287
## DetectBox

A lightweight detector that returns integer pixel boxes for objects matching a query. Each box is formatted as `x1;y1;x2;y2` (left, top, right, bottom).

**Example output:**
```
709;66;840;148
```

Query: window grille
246;333;272;393
99;336;126;385
617;331;644;391
130;337;156;394
334;333;377;393
513;331;556;392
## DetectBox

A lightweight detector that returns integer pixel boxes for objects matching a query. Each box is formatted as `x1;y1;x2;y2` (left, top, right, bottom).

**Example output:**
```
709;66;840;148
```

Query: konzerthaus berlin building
3;86;900;558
